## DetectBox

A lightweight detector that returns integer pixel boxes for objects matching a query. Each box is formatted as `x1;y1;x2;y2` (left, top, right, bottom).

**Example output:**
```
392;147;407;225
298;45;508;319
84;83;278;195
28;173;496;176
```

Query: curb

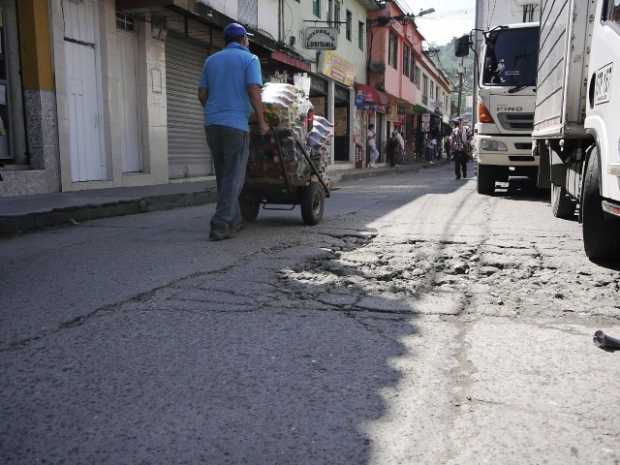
0;188;218;237
1;160;450;237
331;159;451;185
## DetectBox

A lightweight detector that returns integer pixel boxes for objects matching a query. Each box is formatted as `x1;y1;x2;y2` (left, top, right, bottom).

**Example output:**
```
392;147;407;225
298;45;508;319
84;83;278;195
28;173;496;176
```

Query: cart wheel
240;197;260;222
301;182;325;226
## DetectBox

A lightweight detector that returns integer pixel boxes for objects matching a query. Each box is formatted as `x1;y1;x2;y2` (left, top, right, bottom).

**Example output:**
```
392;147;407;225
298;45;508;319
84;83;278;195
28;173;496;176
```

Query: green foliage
427;37;475;111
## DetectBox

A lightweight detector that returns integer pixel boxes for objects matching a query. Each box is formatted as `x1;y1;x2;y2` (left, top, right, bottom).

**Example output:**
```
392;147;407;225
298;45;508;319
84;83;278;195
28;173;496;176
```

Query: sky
400;0;476;45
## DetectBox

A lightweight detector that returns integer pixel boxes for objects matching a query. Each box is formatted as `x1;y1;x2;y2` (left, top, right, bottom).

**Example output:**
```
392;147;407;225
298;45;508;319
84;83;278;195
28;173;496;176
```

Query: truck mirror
455;35;470;57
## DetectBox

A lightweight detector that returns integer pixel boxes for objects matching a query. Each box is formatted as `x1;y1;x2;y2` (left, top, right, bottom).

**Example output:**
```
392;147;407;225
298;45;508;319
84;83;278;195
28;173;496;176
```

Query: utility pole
456;57;464;117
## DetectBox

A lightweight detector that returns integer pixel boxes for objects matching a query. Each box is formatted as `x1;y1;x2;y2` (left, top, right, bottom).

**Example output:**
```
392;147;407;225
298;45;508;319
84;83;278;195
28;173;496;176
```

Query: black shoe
231;221;245;233
209;225;233;241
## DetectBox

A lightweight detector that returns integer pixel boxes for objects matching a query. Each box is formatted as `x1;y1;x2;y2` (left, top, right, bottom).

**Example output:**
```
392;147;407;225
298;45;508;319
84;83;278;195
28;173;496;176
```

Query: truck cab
474;22;540;194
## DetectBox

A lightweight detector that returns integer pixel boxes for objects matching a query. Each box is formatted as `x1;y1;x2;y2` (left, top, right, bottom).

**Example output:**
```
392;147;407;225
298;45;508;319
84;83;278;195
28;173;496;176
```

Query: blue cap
224;23;253;42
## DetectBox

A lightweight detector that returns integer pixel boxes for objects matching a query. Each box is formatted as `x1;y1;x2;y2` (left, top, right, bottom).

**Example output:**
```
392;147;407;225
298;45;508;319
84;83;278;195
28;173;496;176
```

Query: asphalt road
1;163;619;464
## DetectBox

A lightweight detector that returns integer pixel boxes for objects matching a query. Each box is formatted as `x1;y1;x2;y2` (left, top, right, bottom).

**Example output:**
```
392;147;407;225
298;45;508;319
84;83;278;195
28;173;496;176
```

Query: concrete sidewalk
0;160;448;236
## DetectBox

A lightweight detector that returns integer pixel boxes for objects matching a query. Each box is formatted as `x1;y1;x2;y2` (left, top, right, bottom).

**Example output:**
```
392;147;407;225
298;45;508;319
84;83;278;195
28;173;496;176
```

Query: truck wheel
301;182;325;225
551;182;575;219
240;196;260;222
477;165;495;195
582;148;620;261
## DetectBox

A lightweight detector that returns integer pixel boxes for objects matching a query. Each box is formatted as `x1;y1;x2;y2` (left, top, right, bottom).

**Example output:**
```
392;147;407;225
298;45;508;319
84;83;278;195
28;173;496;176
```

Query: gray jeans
205;125;250;229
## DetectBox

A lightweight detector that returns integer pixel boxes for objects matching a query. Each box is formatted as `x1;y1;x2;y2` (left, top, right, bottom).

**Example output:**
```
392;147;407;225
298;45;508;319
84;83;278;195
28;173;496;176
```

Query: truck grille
515;142;532;150
497;113;534;132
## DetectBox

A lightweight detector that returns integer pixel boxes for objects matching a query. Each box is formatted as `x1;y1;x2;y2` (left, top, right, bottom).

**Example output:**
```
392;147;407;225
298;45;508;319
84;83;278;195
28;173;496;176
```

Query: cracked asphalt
1;163;620;464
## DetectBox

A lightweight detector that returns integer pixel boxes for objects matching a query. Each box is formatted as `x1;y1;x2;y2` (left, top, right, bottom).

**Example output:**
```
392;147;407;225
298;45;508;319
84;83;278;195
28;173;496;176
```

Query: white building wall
51;0;169;192
192;0;239;22
256;0;368;84
257;0;279;41
477;0;539;30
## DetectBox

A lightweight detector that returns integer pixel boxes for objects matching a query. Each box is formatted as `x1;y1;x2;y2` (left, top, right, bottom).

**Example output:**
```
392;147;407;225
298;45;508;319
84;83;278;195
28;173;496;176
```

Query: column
18;0;59;184
327;79;335;164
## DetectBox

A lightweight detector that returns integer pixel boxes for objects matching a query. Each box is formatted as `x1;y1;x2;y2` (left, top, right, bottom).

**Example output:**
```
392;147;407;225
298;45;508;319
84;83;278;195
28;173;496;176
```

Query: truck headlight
479;139;508;152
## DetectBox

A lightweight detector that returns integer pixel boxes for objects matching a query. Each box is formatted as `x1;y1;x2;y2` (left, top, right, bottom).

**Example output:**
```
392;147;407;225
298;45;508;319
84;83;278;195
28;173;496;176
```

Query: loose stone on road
1;164;619;464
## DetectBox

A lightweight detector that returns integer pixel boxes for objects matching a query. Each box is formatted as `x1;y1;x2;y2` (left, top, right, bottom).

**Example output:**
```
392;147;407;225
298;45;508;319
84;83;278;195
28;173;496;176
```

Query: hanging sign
304;27;338;50
320;51;356;87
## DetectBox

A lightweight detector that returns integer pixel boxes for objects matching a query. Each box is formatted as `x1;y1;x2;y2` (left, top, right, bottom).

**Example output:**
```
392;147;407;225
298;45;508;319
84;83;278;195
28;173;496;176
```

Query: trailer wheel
477;165;495;195
551;182;575;219
301;182;325;226
582;148;620;261
240;196;260;223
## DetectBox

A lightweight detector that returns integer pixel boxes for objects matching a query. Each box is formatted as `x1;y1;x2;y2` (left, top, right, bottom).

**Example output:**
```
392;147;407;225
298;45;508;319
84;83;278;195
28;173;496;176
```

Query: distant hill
426;37;475;115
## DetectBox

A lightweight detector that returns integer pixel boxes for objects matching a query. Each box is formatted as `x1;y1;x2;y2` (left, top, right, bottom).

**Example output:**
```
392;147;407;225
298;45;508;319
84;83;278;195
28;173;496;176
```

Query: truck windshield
482;27;539;87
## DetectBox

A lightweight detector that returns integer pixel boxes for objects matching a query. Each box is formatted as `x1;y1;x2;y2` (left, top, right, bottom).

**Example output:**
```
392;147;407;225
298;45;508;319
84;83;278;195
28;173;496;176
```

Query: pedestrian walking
423;134;434;164
367;124;380;168
444;135;452;160
198;23;269;241
387;129;404;167
450;118;471;180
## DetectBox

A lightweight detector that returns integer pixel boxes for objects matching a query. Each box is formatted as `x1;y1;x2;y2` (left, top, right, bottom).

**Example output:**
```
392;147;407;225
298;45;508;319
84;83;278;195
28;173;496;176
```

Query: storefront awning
271;51;311;72
354;84;389;106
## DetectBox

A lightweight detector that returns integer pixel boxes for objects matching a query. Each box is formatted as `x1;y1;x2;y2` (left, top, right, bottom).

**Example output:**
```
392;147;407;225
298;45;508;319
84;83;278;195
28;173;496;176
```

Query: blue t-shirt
199;42;263;132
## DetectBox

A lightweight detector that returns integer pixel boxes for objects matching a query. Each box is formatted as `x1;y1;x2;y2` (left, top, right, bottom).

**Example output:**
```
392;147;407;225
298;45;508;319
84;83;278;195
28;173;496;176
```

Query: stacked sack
262;83;312;140
307;115;334;174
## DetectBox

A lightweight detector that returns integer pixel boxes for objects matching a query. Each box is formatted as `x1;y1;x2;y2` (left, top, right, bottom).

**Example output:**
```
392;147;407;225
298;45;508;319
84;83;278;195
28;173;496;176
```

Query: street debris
593;330;620;352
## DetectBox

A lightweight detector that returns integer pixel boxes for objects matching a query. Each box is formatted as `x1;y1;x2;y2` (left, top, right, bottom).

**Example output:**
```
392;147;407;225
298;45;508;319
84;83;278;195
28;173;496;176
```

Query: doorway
117;15;142;173
334;84;350;162
63;0;106;182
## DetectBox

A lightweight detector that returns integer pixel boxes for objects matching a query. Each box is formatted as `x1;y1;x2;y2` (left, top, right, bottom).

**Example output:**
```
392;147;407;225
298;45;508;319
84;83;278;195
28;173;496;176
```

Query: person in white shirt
367;124;380;168
450;118;471;179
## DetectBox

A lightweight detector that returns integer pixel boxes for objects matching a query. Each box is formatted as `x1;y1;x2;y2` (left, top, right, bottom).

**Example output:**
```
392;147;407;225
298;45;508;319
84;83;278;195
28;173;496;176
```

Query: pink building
366;2;451;157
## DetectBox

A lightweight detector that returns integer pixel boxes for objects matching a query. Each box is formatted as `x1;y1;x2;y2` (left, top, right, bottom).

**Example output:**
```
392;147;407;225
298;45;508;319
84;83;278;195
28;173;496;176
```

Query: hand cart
240;127;331;225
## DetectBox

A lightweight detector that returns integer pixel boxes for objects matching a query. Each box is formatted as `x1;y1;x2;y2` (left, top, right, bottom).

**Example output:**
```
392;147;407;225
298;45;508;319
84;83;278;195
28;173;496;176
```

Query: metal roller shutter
166;33;212;178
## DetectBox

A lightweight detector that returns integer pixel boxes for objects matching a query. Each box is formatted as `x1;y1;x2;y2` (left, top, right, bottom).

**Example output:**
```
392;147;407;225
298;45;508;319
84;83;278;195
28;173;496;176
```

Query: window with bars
522;4;537;22
414;65;421;87
116;14;135;31
403;44;410;77
346;10;352;41
423;74;429;104
358;22;364;50
334;1;341;31
604;0;620;28
313;0;321;18
388;31;398;69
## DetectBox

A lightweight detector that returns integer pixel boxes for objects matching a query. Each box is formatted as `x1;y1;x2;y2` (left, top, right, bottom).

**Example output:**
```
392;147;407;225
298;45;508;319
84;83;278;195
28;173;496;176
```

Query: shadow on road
1;164;481;464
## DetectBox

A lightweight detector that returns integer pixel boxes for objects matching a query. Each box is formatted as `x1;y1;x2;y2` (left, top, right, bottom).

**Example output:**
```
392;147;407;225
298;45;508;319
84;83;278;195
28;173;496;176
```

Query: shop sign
355;92;366;108
321;51;356;87
387;103;398;121
304;27;338;50
355;91;383;112
421;113;431;132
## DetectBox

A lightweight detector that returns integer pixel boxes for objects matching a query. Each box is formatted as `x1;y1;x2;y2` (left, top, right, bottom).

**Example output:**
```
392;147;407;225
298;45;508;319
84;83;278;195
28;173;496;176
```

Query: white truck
470;22;541;194
533;0;620;260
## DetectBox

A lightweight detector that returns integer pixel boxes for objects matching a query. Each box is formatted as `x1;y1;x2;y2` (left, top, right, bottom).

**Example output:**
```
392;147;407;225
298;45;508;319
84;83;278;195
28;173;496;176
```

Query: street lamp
371;7;435;27
417;8;436;17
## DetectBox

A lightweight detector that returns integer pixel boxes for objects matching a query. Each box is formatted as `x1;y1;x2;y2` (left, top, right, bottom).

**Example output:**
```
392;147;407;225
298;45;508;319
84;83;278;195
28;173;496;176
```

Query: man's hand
198;87;208;107
248;84;268;135
258;120;270;135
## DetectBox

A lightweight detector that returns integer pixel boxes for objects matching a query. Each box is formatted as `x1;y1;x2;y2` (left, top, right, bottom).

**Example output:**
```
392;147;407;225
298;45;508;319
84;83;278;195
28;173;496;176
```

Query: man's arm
248;84;269;135
198;87;208;107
